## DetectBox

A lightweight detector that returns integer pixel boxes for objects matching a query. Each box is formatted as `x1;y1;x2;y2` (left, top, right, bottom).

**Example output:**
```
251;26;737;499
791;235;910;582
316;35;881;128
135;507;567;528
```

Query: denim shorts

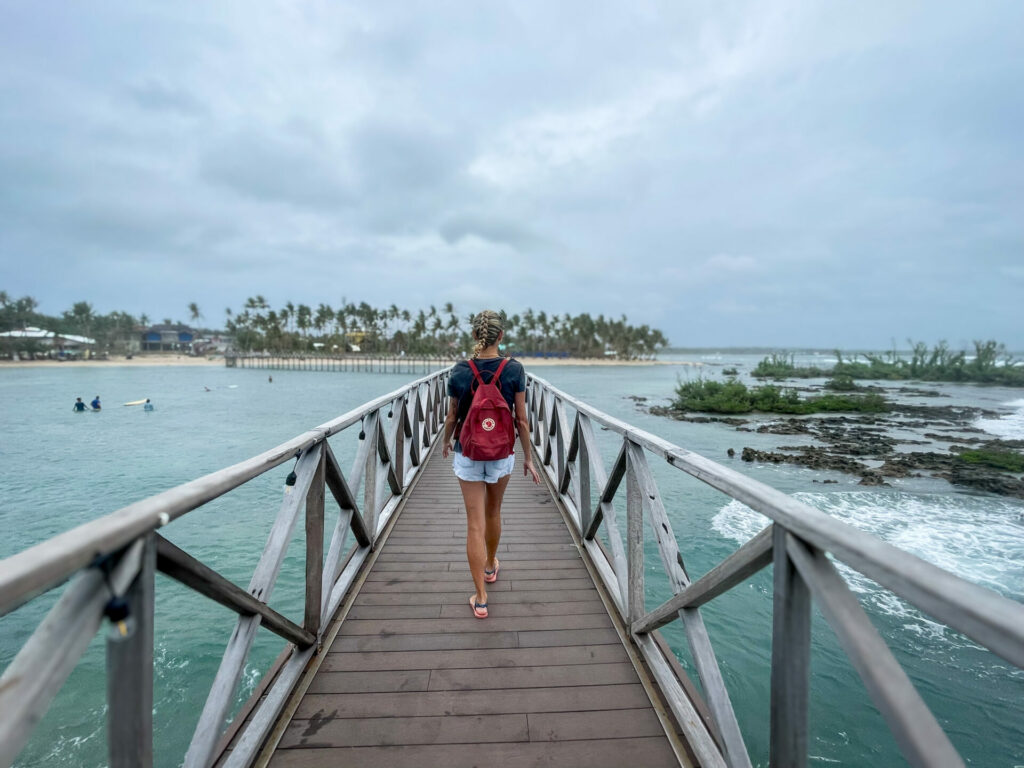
452;451;515;483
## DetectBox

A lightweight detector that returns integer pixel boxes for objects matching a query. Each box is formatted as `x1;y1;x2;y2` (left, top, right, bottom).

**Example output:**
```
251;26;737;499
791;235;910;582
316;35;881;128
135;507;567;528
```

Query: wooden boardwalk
8;370;1022;768
263;445;682;767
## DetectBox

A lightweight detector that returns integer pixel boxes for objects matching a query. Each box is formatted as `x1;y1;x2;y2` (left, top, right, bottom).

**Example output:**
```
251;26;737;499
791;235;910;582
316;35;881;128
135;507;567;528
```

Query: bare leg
484;474;511;570
459;478;488;605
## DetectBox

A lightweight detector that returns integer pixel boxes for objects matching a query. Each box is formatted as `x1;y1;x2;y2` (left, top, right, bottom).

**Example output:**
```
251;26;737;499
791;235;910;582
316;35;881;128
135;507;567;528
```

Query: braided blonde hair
471;310;503;358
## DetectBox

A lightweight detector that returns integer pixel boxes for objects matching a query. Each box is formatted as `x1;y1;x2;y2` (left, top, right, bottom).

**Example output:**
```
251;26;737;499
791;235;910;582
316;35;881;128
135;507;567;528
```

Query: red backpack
459;358;516;461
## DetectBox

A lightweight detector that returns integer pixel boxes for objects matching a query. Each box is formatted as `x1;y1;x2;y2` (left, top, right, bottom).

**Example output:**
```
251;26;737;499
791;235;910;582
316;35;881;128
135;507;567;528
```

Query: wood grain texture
266;440;680;767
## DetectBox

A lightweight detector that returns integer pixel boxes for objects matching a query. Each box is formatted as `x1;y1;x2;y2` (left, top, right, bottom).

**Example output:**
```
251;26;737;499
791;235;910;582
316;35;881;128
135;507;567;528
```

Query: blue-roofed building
141;324;195;352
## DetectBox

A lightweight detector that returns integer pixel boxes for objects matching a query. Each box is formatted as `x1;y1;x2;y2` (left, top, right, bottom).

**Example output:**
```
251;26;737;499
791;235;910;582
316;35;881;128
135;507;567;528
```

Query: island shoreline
0;356;702;370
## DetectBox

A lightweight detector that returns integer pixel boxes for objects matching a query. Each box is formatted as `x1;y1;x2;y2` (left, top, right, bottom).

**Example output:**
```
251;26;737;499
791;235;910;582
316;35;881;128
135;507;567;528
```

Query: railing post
554;398;566;483
107;534;155;768
770;525;810;768
626;447;645;624
578;431;592;535
393;396;407;488
364;412;380;542
304;450;325;635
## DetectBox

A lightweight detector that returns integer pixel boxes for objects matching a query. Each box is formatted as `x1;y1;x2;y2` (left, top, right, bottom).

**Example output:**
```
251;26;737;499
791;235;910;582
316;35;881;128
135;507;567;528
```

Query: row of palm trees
225;298;668;359
0;291;669;359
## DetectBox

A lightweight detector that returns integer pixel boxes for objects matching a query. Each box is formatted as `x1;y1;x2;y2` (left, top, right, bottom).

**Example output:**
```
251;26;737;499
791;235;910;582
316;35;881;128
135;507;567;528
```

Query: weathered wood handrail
525;373;1024;768
0;369;450;768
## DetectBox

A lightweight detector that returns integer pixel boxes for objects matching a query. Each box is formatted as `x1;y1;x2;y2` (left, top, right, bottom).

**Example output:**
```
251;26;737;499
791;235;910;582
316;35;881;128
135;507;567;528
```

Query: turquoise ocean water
1;357;1022;767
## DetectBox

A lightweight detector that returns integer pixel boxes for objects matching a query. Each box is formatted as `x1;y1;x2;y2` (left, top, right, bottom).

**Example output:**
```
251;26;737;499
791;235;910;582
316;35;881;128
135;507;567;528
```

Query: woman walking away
443;310;540;618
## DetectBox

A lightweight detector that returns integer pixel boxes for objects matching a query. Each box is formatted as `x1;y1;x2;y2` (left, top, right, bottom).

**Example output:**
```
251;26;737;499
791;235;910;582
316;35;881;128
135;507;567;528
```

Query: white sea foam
712;491;1024;649
974;398;1024;440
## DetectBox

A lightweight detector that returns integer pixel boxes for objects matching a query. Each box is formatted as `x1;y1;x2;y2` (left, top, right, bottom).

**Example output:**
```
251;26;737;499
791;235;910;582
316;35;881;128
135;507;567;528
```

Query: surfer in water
143;399;154;411
90;395;101;411
73;397;87;412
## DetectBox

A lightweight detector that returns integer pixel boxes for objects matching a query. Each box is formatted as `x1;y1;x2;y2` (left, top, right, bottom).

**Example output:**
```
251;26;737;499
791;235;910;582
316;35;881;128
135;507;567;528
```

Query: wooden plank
266;737;677;768
435;600;605;618
578;417;593;536
307;670;431;694
107;535;155;768
786;535;964;768
154;536;315;648
319;509;352;621
330;631;516;653
354;588;600;606
515;627;621;647
304;452;325;635
770;524;810;768
578;415;608;538
527;708;665;741
221;644;317;768
346;410;377;500
336;614;611;635
212;647;292;763
320;644;628;671
294;683;653;719
393;397;406;489
554;399;572;493
634;525;773;635
361;567;586;583
0;539;143;768
361;412;381;540
323;441;368;547
626;451;645;624
278;713;528;749
423;663;638;692
377;412;403;498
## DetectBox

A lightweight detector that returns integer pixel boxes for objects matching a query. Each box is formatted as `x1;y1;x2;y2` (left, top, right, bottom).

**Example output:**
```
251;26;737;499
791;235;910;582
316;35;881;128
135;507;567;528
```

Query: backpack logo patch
482;418;495;431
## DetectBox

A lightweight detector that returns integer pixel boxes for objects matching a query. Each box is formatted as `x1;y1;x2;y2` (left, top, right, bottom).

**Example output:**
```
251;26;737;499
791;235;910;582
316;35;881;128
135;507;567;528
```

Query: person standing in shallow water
443;311;541;619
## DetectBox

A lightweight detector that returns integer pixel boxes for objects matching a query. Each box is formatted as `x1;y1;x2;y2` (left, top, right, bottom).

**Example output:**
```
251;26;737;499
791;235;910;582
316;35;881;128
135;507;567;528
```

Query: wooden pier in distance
242;443;682;767
226;353;449;375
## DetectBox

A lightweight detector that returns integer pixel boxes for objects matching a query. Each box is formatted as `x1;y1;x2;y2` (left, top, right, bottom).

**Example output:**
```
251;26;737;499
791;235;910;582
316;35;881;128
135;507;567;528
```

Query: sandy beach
0;355;701;370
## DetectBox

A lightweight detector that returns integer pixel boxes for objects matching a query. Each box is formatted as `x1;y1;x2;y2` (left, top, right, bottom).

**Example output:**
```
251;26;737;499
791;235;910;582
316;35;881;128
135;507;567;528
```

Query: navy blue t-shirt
447;357;526;449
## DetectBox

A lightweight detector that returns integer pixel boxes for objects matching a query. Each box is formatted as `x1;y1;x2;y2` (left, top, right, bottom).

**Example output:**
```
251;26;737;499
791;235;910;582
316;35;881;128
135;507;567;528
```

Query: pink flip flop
484;558;500;584
470;594;488;619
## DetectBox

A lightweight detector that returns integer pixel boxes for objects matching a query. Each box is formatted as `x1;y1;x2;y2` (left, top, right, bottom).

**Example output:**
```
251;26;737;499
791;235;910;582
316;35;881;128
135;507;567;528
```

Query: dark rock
727;448;735;458
756;420;811;436
858;472;890;486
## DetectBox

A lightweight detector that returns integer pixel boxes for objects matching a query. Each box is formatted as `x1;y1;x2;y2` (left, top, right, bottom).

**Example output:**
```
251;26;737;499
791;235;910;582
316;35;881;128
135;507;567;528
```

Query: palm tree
188;302;202;325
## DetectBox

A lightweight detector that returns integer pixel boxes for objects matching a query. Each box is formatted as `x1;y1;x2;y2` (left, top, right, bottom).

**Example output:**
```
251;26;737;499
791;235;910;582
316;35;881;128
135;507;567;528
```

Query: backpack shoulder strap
492;357;511;383
466;359;484;386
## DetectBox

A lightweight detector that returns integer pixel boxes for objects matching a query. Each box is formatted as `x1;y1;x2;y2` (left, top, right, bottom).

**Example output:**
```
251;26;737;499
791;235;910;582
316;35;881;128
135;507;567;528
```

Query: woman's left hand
524;461;540;484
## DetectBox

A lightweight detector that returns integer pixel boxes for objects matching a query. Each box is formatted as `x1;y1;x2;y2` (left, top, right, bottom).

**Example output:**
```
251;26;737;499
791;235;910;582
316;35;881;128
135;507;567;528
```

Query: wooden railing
525;373;1024;768
0;370;450;768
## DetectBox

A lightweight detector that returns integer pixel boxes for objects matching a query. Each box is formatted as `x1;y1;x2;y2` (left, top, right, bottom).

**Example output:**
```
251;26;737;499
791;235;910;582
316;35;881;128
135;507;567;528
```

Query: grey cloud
439;214;550;252
123;80;206;116
200;129;354;210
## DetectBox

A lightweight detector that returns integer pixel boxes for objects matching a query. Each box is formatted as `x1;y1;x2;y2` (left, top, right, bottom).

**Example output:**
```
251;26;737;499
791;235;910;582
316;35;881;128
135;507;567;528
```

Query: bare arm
514;390;540;484
442;396;459;458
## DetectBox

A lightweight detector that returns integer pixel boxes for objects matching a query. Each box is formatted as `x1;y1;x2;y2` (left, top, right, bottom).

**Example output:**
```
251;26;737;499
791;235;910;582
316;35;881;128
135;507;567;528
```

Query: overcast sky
1;2;1021;348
